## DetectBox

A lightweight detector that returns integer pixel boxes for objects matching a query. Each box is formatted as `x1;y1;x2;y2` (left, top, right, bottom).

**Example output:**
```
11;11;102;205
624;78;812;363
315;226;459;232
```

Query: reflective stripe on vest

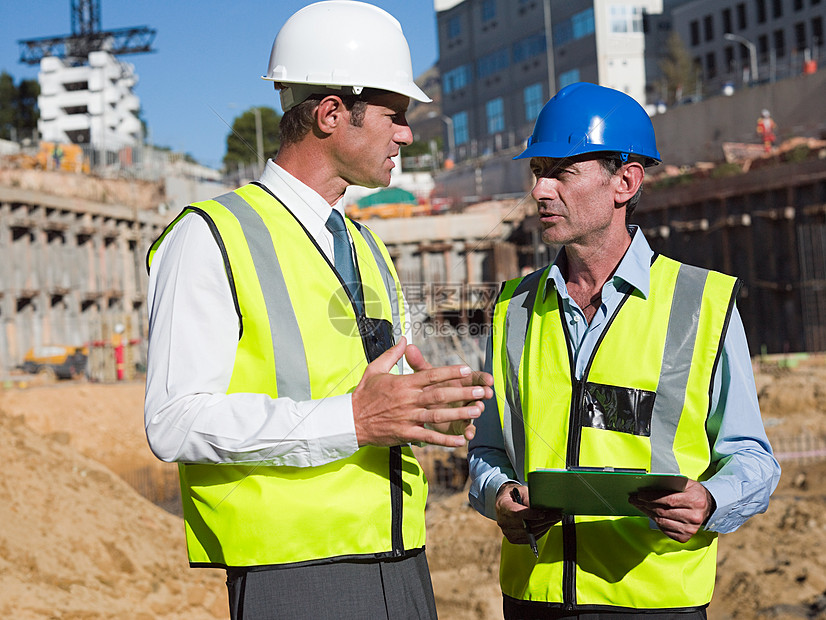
491;255;739;610
147;184;426;568
212;190;311;400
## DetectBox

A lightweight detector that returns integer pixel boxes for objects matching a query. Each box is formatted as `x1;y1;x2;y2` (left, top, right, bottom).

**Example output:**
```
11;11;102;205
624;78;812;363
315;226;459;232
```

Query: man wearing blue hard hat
468;82;780;618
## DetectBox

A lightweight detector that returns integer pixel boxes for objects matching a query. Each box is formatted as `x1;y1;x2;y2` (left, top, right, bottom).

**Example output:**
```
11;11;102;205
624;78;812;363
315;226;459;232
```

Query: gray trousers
226;550;437;620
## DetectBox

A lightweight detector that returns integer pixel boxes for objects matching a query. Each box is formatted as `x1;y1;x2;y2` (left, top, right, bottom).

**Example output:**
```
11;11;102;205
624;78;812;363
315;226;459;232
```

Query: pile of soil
2;355;826;618
0;408;226;619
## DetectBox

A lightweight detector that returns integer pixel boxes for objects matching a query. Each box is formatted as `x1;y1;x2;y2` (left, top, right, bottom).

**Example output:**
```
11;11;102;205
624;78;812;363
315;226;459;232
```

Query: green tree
403;138;436;158
657;32;701;105
224;106;281;168
0;71;39;141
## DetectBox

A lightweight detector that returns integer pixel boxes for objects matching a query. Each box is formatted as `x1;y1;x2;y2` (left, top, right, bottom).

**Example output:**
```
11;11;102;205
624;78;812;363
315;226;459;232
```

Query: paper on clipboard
527;468;688;517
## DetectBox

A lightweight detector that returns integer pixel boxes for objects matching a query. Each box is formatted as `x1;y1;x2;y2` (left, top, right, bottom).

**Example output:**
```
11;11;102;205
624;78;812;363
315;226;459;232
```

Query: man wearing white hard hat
144;2;493;618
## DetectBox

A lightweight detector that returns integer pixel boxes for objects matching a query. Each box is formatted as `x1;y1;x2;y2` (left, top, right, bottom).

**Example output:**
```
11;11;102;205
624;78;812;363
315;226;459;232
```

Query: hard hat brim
514;142;661;164
261;75;431;105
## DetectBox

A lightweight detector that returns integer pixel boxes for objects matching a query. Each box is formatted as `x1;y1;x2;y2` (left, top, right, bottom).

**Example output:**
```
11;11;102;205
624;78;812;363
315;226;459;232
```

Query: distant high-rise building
18;0;155;156
435;0;674;164
37;50;142;150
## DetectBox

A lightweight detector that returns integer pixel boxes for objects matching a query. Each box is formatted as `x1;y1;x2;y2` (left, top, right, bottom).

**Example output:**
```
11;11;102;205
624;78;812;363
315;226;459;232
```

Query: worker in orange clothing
113;323;126;381
757;109;777;153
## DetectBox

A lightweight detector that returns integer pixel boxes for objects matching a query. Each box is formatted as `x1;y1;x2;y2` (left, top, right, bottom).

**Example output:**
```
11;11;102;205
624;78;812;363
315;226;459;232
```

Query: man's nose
395;123;413;146
531;177;559;203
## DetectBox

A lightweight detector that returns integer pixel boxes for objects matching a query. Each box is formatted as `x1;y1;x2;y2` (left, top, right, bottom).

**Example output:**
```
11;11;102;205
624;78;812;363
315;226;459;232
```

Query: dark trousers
226;550;437;620
504;598;708;620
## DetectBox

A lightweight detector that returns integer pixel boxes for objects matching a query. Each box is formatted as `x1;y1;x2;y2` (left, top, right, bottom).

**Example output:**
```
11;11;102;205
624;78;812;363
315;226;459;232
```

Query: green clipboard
527;468;688;517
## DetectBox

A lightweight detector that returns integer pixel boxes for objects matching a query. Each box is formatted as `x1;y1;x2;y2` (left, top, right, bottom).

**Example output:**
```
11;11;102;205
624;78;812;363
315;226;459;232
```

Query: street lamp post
442;114;455;164
724;33;758;85
253;107;264;175
427;111;455;167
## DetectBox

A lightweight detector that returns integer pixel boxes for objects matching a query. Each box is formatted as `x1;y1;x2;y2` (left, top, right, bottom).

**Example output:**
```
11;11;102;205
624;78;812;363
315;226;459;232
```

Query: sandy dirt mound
2;355;826;619
426;492;503;619
0;408;226;619
0;382;158;472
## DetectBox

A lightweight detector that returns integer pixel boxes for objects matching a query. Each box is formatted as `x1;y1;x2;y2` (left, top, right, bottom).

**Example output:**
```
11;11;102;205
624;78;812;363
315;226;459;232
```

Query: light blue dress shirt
468;227;781;533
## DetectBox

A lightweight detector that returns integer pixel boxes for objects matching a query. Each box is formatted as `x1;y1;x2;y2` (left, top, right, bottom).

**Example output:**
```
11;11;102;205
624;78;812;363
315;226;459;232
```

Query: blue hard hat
515;82;661;166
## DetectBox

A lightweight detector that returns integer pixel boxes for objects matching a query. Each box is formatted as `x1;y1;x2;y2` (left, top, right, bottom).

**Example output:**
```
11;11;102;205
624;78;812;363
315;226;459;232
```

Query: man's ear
315;95;346;136
614;162;644;206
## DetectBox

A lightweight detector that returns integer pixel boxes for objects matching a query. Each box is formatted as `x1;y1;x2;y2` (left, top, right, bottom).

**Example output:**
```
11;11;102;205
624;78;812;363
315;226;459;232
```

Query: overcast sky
0;1;439;169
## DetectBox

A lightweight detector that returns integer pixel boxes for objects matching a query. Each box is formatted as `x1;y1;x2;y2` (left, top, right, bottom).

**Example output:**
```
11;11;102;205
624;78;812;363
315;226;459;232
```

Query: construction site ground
2;355;826;619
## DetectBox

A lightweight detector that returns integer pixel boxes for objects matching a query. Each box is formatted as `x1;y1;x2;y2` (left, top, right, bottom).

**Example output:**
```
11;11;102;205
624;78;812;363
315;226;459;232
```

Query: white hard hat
262;0;431;111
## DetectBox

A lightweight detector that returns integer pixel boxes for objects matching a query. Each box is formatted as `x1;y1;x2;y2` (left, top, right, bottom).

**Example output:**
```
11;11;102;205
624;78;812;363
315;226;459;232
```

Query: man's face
334;92;412;189
529;157;624;247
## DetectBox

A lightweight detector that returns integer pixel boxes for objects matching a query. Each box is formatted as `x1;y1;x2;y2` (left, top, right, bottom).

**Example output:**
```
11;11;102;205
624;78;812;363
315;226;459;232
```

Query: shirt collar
542;225;654;300
258;159;345;230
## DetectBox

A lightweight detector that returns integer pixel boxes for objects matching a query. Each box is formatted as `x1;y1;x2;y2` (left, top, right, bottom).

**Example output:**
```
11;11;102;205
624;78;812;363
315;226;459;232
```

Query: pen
510;486;539;558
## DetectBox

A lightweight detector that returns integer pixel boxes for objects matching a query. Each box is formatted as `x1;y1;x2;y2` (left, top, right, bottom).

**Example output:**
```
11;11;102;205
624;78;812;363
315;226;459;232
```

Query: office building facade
673;0;826;93
435;0;665;164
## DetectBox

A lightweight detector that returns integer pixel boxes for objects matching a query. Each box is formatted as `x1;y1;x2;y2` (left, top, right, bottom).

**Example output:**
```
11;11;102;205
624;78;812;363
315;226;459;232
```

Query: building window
452;111;469;146
482;0;496;22
477;49;509;79
573;8;595;37
813;16;823;44
774;28;786;57
64;81;89;91
794;0;804;9
690;20;700;45
737;3;748;29
513;33;546;62
554;8;595;45
524;83;544;121
758;33;769;55
814;0;823;6
756;0;767;23
706;51;717;78
555;20;573;45
703;14;714;41
772;0;783;18
723;8;733;33
795;21;807;49
558;68;581;89
443;65;472;93
486;97;505;134
609;5;643;33
447;16;461;39
724;45;735;70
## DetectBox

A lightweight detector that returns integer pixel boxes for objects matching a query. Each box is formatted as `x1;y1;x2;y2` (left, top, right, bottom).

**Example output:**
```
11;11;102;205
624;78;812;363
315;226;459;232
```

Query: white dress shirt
144;160;409;467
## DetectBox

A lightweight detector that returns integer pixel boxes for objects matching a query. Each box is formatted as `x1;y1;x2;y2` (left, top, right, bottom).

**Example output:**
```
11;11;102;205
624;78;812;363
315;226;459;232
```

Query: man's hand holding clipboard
494;483;561;557
528;467;714;543
629;478;717;543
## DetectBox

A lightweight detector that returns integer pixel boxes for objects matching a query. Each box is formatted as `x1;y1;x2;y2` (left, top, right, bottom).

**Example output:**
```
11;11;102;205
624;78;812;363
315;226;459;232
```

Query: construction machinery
19;345;88;380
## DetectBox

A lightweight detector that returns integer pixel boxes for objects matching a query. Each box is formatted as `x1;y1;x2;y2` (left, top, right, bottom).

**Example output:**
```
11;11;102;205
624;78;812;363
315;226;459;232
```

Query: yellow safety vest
148;182;427;568
490;255;739;610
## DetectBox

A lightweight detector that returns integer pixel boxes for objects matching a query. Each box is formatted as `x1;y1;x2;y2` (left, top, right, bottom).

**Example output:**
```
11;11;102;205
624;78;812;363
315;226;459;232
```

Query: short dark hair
279;89;381;146
598;155;644;221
